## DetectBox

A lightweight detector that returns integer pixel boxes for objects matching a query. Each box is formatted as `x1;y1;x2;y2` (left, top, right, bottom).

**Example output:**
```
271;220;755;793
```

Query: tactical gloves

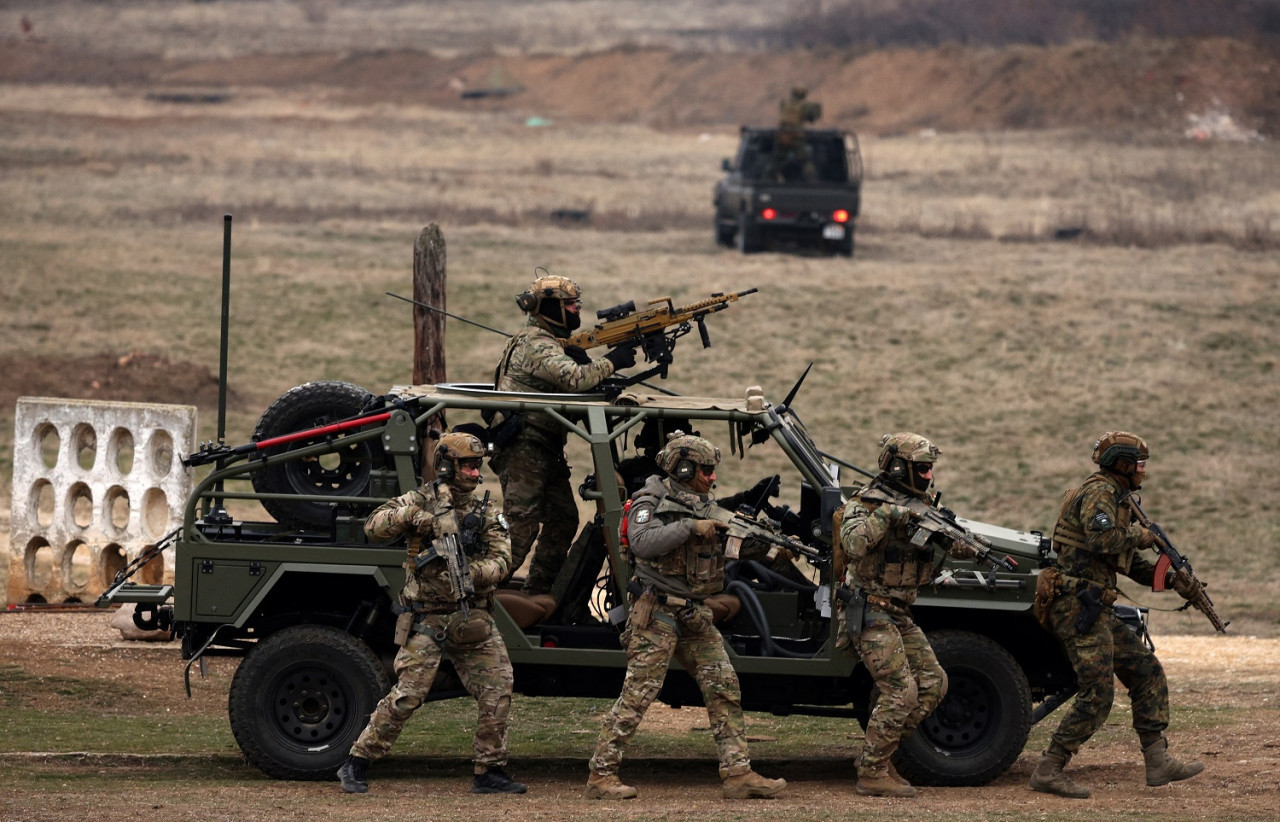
691;519;727;539
603;346;637;371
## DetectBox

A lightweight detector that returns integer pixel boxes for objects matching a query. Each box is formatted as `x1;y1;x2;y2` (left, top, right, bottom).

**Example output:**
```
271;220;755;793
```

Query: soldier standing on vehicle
837;432;983;798
586;433;787;801
1028;431;1204;799
772;85;821;182
492;273;637;595
337;432;527;796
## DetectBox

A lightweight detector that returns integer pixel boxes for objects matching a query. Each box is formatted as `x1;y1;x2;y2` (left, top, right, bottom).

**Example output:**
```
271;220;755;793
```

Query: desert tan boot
722;770;787;799
856;768;918;798
585;772;638;800
1028;751;1091;799
1143;737;1205;787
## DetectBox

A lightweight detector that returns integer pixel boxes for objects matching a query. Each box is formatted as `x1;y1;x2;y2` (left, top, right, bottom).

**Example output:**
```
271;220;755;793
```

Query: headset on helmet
435;431;486;484
877;432;939;494
1092;431;1148;472
655;432;721;483
516;270;582;334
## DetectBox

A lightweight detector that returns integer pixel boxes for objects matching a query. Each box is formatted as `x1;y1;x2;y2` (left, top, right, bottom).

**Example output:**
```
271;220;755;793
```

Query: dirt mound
2;37;1277;135
0;352;230;413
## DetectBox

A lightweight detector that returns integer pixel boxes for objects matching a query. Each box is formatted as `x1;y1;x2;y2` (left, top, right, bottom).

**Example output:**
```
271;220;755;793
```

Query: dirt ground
0;610;1276;821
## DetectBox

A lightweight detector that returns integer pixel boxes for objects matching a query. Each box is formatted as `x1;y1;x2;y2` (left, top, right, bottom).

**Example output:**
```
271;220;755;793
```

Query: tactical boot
585;772;638;800
337;755;369;794
1028;751;1091;799
722;770;787;799
472;766;528;794
887;758;910;787
1143;737;1205;787
856;768;918;798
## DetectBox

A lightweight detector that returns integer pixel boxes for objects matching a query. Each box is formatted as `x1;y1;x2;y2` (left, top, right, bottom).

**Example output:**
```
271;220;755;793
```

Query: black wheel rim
281;440;372;498
265;662;353;750
917;669;998;755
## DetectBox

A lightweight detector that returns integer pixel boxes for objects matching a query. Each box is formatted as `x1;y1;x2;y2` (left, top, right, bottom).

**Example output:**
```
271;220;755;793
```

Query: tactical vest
851;485;945;589
636;486;725;597
1051;473;1135;580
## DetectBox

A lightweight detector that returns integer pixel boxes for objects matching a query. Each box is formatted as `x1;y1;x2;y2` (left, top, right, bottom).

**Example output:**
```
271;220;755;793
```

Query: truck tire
893;630;1031;786
736;215;763;254
250;380;383;529
229;624;391;780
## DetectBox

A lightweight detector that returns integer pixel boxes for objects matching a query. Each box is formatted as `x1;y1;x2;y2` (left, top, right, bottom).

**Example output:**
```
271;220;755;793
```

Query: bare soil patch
0;610;1276;821
0;352;231;414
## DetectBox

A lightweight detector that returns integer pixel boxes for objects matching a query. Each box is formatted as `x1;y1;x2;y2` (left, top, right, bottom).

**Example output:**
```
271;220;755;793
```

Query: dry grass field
1;3;1279;820
2;1;1278;635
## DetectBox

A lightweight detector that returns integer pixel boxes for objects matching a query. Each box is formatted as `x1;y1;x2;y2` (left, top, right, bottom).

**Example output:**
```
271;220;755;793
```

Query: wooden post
413;224;447;480
413;223;447;385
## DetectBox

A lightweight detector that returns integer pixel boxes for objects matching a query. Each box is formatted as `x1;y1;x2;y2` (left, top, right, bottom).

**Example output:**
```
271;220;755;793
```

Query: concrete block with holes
7;397;197;605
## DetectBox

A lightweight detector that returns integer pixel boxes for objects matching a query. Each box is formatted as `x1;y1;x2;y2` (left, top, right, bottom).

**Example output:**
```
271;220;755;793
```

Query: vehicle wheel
250;380;384;529
893;630;1031;786
736;215;762;254
228;624;391;780
715;220;735;247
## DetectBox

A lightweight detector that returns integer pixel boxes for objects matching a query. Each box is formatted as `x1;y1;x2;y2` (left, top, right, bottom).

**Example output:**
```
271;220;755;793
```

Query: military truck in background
99;377;1104;788
714;126;863;256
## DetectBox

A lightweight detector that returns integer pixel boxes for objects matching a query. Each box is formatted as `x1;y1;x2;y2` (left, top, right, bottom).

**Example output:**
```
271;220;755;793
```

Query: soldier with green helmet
772;85;821;182
586;433;787;801
1029;431;1204;799
492;273;636;595
337;432;526;796
837;432;984;797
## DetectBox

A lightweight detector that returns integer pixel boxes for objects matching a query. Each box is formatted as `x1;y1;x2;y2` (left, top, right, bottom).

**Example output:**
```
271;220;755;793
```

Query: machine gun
1122;494;1228;633
414;533;475;618
567;289;757;387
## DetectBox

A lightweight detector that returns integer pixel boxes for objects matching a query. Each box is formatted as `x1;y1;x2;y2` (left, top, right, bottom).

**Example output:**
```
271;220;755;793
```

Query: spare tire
250;380;385;529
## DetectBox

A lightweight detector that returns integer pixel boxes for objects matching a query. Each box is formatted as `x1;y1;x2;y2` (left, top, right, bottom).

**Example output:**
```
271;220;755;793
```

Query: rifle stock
1122;496;1228;633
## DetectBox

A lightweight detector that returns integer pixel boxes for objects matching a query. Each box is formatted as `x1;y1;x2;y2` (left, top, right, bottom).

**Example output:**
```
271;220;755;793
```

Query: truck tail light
832;209;850;223
761;208;777;221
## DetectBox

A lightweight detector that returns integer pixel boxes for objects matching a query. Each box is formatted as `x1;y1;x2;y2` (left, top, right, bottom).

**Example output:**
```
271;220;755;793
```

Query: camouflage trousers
848;607;946;774
492;431;578;595
349;610;514;771
1047;594;1169;755
590;601;752;779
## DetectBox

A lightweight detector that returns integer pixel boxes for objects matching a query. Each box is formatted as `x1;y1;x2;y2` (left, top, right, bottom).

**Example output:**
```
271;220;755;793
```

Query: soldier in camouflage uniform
837;432;982;798
1029;431;1204;799
772;85;821;182
492;274;636;595
586;434;787;801
337;432;527;796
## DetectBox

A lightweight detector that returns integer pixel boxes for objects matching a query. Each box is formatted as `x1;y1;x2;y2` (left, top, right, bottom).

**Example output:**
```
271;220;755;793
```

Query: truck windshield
740;133;849;184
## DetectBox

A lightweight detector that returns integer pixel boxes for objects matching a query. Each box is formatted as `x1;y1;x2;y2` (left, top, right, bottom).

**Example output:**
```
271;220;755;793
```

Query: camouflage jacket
494;316;615;438
839;480;969;607
627;474;725;599
1051;472;1157;592
365;480;510;611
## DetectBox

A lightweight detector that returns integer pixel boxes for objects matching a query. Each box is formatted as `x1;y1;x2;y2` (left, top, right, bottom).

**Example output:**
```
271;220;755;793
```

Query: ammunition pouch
1033;567;1062;631
443;609;492;648
393;610;415;647
629;586;657;631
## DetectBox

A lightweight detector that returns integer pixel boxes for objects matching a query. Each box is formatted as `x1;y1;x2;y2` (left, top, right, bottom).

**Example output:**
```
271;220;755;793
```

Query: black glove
563;344;592;364
746;474;781;502
603;346;637;371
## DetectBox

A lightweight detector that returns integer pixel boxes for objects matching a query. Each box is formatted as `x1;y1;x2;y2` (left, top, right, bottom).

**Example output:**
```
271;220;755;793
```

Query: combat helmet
877;432;940;496
435;431;486;491
1092;431;1148;487
655;432;721;484
516;271;582;336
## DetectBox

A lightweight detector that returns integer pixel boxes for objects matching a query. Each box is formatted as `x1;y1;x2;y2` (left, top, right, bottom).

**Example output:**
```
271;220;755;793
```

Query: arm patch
1089;510;1115;531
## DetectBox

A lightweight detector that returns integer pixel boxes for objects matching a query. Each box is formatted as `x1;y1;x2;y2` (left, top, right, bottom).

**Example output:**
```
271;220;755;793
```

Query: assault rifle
1122;494;1228;633
567;289;757;385
414;533;475;618
862;487;1018;572
705;505;825;564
